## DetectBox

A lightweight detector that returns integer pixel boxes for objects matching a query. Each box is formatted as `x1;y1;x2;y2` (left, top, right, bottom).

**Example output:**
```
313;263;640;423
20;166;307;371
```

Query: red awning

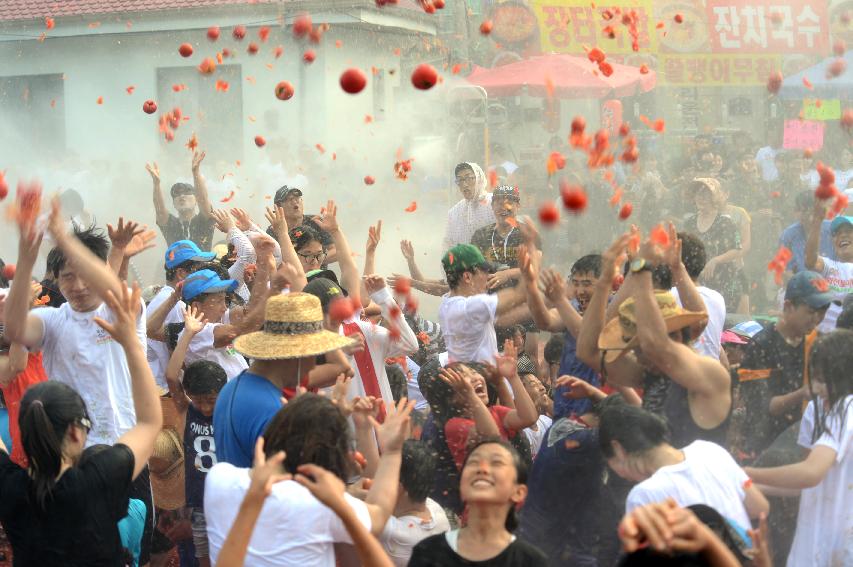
467;53;656;98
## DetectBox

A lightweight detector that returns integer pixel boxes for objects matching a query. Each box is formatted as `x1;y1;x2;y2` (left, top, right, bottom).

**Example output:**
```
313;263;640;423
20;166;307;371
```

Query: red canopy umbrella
467;53;656;98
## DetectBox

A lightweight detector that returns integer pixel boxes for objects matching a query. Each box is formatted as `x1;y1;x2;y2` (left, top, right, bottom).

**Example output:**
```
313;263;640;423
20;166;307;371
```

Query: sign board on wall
782;119;824;150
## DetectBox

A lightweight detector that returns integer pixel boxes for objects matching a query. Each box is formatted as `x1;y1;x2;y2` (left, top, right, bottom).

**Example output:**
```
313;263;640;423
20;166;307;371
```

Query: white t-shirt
755;146;780;182
380;498;450;567
205;463;372;567
33;299;147;447
145;285;185;389
523;415;553;458
788;397;852;567
179;310;248;380
626;440;751;532
671;286;726;360
818;258;853;332
438;293;499;364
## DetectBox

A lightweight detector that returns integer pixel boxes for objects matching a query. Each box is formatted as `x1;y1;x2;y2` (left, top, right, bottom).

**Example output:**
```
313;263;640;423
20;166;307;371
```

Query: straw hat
149;428;185;511
688;177;723;199
599;291;707;363
234;292;355;360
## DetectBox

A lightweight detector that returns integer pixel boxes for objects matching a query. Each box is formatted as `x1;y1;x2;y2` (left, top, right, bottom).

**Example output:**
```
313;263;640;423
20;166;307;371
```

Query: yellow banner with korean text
531;0;658;55
659;53;781;86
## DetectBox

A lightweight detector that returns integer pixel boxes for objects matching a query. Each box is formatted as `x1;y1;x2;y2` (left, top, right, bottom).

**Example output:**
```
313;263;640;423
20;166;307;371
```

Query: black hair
598;395;670;458
807;330;853;444
651;264;672;291
79;443;110;465
183;361;227;395
400;440;436;502
418;357;463;424
571;254;603;278
19;382;89;510
454;163;474;177
543;334;564;365
263;393;352;481
445;268;467;290
165;322;185;353
678;232;707;280
289;224;325;252
46;224;110;279
170;182;195;197
164;259;202;283
194;261;230;281
509;324;526;339
461;438;527;531
0;258;8;288
836;305;853;331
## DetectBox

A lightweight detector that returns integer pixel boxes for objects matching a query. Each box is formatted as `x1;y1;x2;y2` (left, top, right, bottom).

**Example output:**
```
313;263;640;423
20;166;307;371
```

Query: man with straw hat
577;233;732;449
213;292;354;467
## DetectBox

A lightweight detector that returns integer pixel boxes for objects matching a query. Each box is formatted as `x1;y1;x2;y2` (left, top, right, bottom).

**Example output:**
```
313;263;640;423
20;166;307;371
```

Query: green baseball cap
441;244;496;276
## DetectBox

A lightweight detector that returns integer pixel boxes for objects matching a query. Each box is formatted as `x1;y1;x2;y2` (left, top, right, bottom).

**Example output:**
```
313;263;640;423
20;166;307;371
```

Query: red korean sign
705;0;829;54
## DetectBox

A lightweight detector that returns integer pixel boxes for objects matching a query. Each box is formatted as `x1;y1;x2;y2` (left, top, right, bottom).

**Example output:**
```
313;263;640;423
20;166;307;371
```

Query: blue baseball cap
165;240;216;269
182;269;238;302
829;215;853;235
785;270;833;309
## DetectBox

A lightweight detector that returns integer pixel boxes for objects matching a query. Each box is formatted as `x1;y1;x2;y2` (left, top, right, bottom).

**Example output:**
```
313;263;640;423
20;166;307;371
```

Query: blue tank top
184;404;217;508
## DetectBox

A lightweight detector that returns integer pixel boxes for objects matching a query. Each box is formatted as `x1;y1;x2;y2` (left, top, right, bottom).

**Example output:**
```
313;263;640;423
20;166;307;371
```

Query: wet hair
165;322;185;353
289;224;325;252
461;438;527;532
19;382;89;510
262;393;352;481
598;395;670;458
543;334;564;365
678;232;707;280
807;330;853;444
46;224;110;279
454;163;474;177
194;261;230;281
164;259;202;283
183;361;227;396
571;254;603;278
445;268;469;290
418;357;463;424
651;264;672;290
836;305;853;330
400;440;436;502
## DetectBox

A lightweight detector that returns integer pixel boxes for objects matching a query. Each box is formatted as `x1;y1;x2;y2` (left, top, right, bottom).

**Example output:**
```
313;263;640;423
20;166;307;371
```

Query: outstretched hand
210;209;235;234
373;398;414;454
555;375;601;400
265;206;289;237
366;220;382;254
145;162;160;183
495;339;518;378
315;200;339;233
93;283;142;348
400;240;415;261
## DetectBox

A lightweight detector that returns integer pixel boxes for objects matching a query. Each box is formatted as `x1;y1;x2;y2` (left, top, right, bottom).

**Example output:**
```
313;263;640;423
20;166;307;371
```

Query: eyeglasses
455;175;476;185
297;251;327;263
78;416;92;434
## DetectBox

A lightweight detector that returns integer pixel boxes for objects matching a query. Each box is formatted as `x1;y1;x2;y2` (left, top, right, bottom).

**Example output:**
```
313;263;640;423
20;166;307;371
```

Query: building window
156;64;243;160
0;73;66;157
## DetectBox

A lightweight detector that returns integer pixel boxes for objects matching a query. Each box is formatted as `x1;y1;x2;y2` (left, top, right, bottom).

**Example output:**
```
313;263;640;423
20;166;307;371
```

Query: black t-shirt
158;212;215;251
409;533;548;567
470;223;526;268
184;404;216;509
0;443;135;566
736;324;810;456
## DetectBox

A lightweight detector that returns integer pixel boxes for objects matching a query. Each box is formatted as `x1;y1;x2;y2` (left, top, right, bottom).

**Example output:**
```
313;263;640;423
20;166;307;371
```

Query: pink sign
782;119;824;150
706;0;829;54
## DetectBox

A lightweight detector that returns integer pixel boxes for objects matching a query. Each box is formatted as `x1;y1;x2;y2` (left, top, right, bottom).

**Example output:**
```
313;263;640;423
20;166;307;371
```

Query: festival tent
466;53;657;98
778;50;853;100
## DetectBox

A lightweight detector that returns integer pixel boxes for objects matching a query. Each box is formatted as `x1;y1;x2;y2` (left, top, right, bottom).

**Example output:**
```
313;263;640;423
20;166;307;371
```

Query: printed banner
782;119;825;150
531;0;656;54
705;0;829;54
659;53;780;86
802;99;842;121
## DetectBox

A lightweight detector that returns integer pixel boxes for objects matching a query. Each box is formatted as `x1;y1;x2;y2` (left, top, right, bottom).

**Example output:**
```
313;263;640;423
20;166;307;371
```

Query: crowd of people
0;132;851;567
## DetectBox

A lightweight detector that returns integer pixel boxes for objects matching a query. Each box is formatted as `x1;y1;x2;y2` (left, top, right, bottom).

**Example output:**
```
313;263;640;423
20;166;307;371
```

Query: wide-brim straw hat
149;428;185;511
599;291;707;364
234;292;355;360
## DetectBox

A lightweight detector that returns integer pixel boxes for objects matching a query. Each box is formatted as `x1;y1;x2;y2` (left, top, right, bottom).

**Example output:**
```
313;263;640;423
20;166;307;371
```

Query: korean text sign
706;0;829;53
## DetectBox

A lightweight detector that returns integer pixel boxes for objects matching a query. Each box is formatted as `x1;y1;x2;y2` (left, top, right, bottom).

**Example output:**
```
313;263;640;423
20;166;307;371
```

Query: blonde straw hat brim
149;427;185;511
598;311;708;364
234;328;355;360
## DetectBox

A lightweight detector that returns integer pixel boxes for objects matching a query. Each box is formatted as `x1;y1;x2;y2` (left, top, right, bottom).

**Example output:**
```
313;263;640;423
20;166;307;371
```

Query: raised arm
4;216;46;349
165;305;208;415
0;343;29;387
265;205;307;290
147;161;170;228
100;285;163;479
47;198;129;310
146;286;182;341
495;341;538;431
745;444;836;490
804;199;826;273
364;276;418;358
315;201;362;304
440;367;500;440
364;221;381;278
667;224;705;316
107;218;157;281
520;244;565;333
399;240;426;282
542;267;583;335
191;151;214;218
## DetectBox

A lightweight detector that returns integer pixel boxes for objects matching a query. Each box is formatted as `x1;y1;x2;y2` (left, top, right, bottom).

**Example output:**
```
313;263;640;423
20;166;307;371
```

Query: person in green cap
437;243;527;364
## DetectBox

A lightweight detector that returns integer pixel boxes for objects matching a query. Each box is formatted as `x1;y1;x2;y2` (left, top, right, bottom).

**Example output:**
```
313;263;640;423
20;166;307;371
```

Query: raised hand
145;162;161;184
230;208;253;232
372;398;414;454
362;274;386;296
271;261;301;291
265;205;288;237
601;233;631;285
440;366;476;398
366;221;382;254
540;267;568;303
93;283;142;348
329;374;354;417
210;209;235;234
495;339;518;378
294;463;347;512
315;200;339;233
125;228;157;259
400;240;415;261
555;375;600;400
351;396;379;431
517;215;540;246
107;217;145;250
248;437;290;499
191;150;206;173
182;304;208;336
